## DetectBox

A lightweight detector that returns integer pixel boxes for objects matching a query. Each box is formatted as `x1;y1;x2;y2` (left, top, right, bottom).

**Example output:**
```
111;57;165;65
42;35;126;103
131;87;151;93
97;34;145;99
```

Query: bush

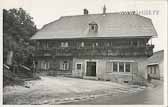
3;68;24;87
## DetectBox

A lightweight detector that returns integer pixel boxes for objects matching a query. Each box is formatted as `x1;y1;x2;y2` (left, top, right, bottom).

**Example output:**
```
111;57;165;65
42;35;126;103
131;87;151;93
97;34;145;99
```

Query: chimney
103;5;106;14
83;8;89;15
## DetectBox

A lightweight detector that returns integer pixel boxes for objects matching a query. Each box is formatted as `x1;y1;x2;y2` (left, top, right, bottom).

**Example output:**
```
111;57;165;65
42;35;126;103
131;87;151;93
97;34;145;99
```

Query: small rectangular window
77;64;81;70
113;62;118;72
119;62;124;72
125;63;130;72
60;61;69;70
41;61;50;70
81;42;84;47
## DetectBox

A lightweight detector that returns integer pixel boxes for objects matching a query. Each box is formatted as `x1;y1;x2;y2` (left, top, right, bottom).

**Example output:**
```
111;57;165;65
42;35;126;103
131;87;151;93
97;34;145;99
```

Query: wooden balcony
35;45;154;57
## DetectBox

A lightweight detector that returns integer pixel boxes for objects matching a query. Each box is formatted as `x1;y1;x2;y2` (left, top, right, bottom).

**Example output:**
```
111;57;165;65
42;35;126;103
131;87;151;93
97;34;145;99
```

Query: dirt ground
3;76;145;104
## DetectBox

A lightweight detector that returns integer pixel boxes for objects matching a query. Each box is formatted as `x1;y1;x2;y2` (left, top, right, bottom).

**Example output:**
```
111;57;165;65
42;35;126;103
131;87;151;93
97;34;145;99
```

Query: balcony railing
35;45;154;57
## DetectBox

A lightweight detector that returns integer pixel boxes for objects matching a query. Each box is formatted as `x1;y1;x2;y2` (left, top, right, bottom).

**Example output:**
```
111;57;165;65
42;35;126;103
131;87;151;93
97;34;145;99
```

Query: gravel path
3;76;145;104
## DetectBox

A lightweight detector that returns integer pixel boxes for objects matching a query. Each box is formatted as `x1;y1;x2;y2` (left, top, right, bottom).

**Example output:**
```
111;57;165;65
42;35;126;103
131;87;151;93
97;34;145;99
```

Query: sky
1;0;167;52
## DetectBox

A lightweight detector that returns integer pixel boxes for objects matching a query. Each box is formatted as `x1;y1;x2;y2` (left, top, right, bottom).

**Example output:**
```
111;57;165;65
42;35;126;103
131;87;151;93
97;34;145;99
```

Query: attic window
89;21;98;32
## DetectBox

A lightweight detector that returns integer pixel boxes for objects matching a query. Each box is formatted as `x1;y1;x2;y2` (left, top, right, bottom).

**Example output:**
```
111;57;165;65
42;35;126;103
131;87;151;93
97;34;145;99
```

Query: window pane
150;67;152;74
91;26;94;30
77;64;81;70
119;62;124;72
154;66;156;74
113;62;118;72
65;42;68;47
125;63;130;72
65;64;68;70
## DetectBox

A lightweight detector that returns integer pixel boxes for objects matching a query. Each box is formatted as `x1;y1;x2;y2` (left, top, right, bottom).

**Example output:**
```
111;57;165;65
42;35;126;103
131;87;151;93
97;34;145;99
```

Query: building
31;8;157;83
147;50;164;80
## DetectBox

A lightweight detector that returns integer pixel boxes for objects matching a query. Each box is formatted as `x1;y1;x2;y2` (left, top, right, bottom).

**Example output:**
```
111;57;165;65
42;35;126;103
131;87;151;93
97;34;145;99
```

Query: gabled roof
31;12;157;40
147;50;164;64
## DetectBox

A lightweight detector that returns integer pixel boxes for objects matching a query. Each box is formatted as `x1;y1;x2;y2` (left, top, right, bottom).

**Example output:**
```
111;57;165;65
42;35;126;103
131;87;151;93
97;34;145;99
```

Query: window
95;42;98;46
92;42;98;48
60;61;69;70
41;61;50;70
91;25;94;30
61;42;68;47
150;67;153;74
119;62;124;72
154;66;156;74
113;62;118;72
77;64;81;70
89;22;98;32
125;63;130;72
81;42;84;47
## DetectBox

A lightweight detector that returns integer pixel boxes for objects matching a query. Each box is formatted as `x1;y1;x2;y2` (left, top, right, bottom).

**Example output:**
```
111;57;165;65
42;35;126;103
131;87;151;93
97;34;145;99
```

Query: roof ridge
61;12;141;18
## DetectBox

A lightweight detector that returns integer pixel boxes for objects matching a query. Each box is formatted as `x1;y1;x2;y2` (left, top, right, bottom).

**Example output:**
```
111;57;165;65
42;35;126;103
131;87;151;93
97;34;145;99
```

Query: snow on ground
3;76;145;104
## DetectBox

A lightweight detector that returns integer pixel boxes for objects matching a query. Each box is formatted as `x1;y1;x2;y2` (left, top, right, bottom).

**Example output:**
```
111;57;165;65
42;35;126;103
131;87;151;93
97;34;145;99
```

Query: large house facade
31;8;157;83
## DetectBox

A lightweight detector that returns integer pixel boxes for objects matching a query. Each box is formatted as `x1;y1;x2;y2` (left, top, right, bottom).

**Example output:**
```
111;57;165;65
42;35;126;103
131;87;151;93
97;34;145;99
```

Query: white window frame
111;61;132;73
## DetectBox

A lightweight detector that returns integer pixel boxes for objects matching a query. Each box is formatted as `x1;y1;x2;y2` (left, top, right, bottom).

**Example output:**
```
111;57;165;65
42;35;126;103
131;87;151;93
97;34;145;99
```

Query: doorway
86;61;96;76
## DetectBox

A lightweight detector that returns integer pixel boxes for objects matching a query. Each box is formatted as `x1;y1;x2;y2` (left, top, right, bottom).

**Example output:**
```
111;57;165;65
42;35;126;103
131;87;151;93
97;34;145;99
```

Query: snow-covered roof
31;12;157;40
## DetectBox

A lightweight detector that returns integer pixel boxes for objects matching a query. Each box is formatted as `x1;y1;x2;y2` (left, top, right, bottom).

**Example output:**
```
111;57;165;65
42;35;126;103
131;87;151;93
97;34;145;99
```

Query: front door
86;61;96;76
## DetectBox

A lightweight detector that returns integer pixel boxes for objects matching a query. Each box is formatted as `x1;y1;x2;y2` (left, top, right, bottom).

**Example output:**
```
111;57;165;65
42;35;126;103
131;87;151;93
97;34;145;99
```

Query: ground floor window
41;61;50;70
60;61;69;70
119;62;124;72
112;62;131;73
113;62;118;72
125;63;131;72
148;65;157;74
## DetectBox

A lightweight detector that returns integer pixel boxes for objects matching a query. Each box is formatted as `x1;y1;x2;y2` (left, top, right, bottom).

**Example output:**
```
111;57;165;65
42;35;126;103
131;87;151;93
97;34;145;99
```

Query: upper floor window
81;42;84;47
89;21;98;32
92;42;98;48
61;42;68;47
119;62;124;72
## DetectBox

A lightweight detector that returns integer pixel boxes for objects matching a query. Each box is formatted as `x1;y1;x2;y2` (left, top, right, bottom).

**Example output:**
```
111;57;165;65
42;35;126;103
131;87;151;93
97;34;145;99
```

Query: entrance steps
83;76;98;80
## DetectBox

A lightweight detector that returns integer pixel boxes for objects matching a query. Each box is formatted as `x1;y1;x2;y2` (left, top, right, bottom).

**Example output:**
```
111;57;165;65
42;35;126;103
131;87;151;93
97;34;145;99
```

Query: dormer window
89;21;98;32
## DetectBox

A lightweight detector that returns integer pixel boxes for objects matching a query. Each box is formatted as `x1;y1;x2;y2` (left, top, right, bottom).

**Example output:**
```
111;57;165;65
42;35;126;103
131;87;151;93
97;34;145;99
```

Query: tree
3;8;37;68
